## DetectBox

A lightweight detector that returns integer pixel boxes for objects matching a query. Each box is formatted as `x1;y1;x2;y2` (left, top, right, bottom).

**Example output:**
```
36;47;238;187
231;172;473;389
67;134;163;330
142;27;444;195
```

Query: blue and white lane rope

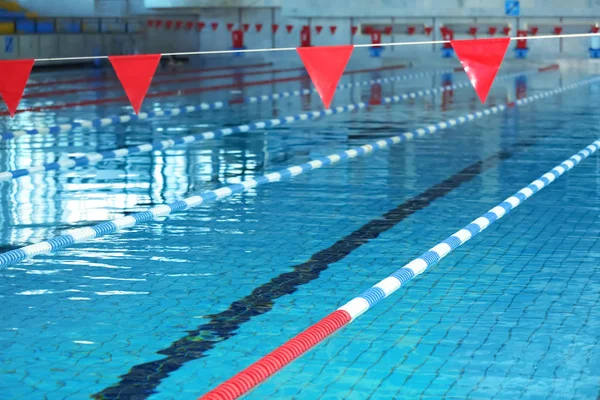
0;76;595;268
201;138;600;400
0;69;537;183
338;138;600;320
0;68;454;142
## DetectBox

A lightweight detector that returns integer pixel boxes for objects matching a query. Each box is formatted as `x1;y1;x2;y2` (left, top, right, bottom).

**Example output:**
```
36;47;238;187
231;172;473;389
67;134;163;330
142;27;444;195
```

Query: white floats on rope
31;32;600;62
0;75;597;269
0;68;546;183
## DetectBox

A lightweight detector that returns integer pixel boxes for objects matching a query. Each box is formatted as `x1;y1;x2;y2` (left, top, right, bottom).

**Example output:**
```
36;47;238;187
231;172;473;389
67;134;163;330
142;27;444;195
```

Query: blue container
514;48;529;59
589;48;600;59
231;46;247;57
16;19;35;33
62;22;81;33
441;48;454;58
36;21;54;33
369;47;384;58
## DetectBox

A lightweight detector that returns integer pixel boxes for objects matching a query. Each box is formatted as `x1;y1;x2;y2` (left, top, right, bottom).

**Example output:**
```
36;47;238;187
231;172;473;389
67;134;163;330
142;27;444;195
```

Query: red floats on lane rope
296;45;354;109
108;54;161;114
198;310;351;400
451;38;510;103
0;59;34;117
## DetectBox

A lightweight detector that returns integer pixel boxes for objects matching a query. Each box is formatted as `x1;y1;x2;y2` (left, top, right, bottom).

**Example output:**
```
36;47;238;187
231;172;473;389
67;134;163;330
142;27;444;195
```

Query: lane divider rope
0;75;594;270
0;67;551;183
198;135;600;400
21;67;306;99
24;66;306;97
26;62;274;87
1;64;412;142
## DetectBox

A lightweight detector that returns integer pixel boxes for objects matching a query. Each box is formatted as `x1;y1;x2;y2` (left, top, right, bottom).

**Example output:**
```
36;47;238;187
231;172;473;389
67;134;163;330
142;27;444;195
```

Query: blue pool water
0;55;599;399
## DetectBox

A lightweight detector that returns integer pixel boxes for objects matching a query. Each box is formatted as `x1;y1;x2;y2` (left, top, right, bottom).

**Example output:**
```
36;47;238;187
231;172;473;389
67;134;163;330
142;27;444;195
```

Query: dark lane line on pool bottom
93;132;544;400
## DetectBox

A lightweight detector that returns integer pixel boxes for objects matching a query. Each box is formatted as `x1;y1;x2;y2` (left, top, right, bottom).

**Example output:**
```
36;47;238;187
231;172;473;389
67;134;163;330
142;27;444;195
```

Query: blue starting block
369;46;384;58
231;46;246;57
590;48;600;59
441;47;454;58
93;48;102;68
514;48;529;59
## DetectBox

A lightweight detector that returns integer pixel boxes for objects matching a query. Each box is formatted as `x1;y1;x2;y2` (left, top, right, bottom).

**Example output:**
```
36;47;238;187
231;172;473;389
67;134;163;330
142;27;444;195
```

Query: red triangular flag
109;54;161;114
165;20;173;30
296;45;354;109
156;20;163;29
315;25;323;34
286;25;293;33
330;26;337;34
211;22;218;31
185;21;193;30
175;21;183;30
147;20;154;28
226;23;234;31
243;23;249;32
451;38;510;103
272;24;279;33
256;23;263;32
197;22;205;31
0;59;34;117
351;26;357;35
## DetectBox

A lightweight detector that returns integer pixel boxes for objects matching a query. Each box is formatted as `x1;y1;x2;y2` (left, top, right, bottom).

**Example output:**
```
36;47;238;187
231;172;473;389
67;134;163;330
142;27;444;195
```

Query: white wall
144;0;281;7
281;0;600;18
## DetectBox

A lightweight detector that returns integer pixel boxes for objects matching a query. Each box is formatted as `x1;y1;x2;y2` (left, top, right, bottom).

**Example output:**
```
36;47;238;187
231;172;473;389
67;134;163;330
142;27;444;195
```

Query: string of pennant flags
0;33;598;118
143;20;598;37
145;21;395;35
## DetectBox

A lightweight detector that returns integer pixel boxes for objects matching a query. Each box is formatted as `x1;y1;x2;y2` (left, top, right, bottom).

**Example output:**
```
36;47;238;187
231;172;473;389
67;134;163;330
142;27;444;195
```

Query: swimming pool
0;56;599;399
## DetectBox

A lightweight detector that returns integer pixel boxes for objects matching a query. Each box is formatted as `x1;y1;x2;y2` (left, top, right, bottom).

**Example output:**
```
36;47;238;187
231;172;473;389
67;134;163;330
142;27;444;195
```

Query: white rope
31;32;600;63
